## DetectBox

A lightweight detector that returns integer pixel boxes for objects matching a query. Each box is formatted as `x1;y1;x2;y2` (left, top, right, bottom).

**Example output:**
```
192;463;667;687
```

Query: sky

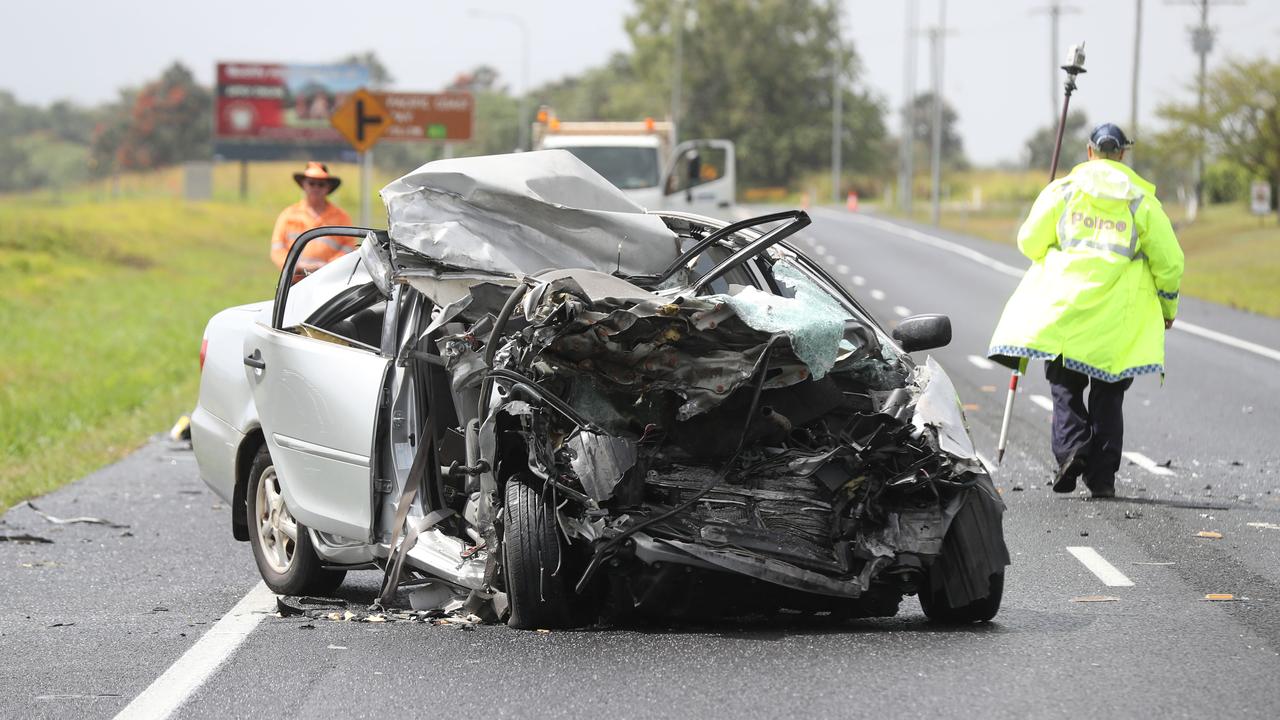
3;0;1277;166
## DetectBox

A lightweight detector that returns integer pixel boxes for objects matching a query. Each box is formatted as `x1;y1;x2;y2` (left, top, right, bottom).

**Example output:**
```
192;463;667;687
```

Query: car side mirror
892;314;951;353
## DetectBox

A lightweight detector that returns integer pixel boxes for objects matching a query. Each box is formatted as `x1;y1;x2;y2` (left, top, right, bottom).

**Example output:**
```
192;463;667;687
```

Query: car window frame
273;225;398;357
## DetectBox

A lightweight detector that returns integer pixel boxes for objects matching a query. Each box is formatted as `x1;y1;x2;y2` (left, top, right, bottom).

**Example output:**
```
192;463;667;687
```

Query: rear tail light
199;337;208;372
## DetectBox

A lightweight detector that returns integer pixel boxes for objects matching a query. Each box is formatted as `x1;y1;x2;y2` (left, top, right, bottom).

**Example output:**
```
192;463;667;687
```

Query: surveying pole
996;42;1087;465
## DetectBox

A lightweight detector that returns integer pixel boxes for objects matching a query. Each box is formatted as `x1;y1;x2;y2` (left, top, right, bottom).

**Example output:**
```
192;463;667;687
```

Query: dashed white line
850;275;866;286
1030;394;1054;412
114;582;276;720
967;355;996;370
870;289;886;301
824;254;837;265
1123;451;1176;477
836;263;849;275
813;243;827;255
893;305;912;317
1067;546;1135;587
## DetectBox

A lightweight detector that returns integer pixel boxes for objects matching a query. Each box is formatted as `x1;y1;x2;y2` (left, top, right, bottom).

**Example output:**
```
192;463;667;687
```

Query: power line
899;0;917;214
1033;2;1081;127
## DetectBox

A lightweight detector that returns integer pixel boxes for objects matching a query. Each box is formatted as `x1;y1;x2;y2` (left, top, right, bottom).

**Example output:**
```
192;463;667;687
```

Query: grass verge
0;195;278;511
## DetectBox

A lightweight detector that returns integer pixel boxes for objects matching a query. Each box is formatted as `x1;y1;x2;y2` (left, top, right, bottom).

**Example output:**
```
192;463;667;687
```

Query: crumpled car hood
380;150;683;278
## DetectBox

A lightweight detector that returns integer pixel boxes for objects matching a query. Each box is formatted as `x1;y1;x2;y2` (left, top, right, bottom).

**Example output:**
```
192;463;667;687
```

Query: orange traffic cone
846;191;859;212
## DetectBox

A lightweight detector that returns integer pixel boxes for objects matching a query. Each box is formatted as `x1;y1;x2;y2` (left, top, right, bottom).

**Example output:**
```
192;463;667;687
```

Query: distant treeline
1;0;1275;206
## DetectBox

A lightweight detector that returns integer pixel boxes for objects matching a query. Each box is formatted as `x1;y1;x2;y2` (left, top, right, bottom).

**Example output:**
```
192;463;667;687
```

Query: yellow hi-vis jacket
987;159;1184;382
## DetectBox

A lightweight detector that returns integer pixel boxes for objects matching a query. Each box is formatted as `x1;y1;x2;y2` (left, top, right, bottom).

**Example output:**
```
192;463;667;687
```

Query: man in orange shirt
270;162;355;281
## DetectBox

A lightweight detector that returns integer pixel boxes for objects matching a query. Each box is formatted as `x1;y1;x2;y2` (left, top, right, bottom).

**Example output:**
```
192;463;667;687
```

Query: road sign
375;92;474;142
330;88;390;152
1250;180;1271;216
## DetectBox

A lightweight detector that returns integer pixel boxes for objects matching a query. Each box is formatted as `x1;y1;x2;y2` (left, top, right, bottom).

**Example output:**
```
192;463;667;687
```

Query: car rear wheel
246;445;345;596
919;570;1004;624
502;476;576;630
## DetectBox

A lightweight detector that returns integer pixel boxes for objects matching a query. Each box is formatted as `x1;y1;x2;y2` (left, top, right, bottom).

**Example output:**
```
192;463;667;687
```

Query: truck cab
533;112;736;219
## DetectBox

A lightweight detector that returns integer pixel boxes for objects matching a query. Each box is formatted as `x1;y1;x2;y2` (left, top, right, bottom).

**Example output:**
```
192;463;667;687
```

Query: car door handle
243;352;266;370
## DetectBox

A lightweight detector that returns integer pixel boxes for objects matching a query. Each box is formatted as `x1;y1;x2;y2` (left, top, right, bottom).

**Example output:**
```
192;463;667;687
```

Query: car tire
919;570;1004;624
246;445;345;596
502;475;576;630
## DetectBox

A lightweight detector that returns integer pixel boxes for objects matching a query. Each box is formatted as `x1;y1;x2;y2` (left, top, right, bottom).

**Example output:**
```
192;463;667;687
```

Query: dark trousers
1045;358;1133;490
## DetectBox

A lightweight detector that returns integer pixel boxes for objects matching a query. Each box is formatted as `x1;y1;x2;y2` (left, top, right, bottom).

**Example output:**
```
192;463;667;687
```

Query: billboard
215;62;370;143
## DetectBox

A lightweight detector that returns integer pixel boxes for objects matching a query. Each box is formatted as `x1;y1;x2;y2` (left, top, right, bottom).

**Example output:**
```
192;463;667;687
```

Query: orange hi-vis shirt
269;200;356;269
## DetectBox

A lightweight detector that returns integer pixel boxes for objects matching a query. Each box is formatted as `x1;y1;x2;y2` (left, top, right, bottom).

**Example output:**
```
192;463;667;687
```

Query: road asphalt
2;206;1278;719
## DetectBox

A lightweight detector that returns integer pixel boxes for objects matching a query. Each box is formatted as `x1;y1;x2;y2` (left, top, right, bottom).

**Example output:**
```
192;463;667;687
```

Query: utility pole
832;0;843;204
900;0;917;215
1131;0;1143;164
929;0;947;227
1168;0;1245;209
671;0;683;147
1034;2;1080;127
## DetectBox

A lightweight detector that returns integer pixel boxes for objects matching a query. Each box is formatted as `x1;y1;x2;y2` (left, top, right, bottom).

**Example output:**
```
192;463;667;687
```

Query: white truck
532;111;736;219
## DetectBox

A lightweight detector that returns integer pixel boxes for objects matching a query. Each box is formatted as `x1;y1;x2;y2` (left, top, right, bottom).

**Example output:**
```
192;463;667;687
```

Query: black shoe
1052;454;1086;493
1087;477;1116;499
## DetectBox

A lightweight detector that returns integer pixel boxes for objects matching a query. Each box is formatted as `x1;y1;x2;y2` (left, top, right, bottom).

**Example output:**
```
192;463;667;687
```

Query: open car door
661;139;736;218
242;227;391;543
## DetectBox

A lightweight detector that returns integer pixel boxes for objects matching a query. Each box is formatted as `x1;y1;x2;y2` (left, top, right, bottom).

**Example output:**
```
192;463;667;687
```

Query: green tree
339;51;395;89
1160;57;1280;215
626;0;888;187
905;92;967;170
98;63;211;172
1023;109;1089;173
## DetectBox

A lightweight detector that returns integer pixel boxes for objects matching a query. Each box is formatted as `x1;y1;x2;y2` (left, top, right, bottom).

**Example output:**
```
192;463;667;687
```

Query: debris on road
1195;531;1224;539
1071;595;1120;603
1204;594;1239;602
275;595;483;628
1246;522;1280;531
23;501;129;529
1131;561;1174;566
1124;510;1142;519
0;533;53;544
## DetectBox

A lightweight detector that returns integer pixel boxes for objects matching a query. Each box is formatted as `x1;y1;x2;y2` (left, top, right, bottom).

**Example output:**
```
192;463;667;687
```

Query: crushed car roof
380;150;683;278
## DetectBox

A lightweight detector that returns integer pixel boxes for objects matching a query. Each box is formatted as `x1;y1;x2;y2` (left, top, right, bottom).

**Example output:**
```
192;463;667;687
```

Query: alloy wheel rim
255;466;297;574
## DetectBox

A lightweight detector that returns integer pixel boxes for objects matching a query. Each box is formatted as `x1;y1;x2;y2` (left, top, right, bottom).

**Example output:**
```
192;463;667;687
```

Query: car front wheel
246;445;345;596
502;476;577;629
919;570;1004;624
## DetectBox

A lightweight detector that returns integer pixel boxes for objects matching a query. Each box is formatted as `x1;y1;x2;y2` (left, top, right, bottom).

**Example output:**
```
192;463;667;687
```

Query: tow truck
532;107;736;218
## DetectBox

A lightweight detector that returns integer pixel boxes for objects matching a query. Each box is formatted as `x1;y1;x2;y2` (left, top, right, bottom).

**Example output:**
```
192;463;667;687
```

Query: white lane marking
836;263;849;275
824;254;837;265
893;305;912;317
813;243;827;255
967;354;996;370
1123;451;1176;476
114;582;276;720
1030;394;1054;412
815;208;1280;365
822;209;1024;277
1174;321;1280;363
1067;546;1135;587
870;289;886;301
851;275;866;286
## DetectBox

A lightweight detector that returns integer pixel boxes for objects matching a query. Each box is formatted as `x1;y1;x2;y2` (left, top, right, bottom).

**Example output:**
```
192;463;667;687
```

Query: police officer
987;123;1185;498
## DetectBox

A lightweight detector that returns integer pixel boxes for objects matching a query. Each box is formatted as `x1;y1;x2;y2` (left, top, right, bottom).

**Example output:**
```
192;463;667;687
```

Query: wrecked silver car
191;150;1008;629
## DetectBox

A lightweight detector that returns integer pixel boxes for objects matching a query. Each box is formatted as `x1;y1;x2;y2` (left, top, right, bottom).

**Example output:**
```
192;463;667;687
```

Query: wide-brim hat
293;161;341;194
